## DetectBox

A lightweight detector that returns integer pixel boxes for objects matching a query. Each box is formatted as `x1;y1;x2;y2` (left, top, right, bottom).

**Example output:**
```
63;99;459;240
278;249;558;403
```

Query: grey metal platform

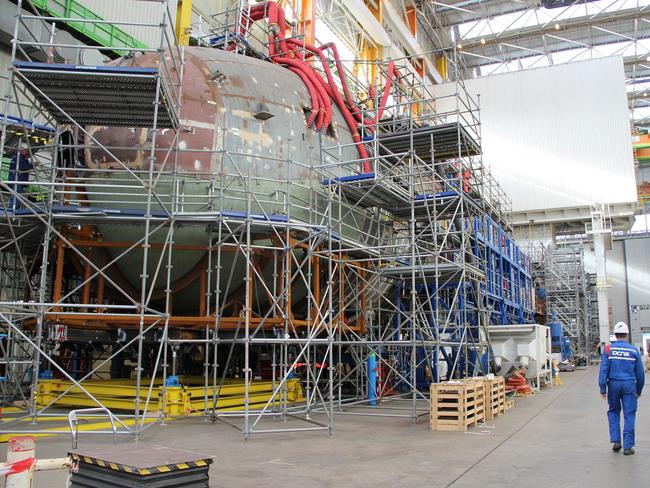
322;172;411;209
13;62;178;128
381;262;485;282
322;173;483;220
69;443;212;487
377;122;481;161
0;113;55;157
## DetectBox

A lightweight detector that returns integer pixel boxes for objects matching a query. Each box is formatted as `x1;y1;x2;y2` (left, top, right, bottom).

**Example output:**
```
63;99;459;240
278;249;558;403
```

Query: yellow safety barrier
35;378;304;416
0;379;304;443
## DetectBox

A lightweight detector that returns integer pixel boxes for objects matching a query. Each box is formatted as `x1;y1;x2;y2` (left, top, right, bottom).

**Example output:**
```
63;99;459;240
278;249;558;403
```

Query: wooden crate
430;380;485;432
484;377;506;420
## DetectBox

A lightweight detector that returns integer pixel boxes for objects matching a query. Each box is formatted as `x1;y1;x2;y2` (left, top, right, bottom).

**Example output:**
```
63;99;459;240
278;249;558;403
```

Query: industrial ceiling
414;0;650;127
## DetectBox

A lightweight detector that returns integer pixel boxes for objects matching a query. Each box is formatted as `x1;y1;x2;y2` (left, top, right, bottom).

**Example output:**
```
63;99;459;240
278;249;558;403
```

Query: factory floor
17;367;650;487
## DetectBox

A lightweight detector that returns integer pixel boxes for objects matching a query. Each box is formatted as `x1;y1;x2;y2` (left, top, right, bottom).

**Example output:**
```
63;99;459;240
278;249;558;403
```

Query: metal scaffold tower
543;244;590;356
318;51;534;417
0;0;535;442
0;0;183;440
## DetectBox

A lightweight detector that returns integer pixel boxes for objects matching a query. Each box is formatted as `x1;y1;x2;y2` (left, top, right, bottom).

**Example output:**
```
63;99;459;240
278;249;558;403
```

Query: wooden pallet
484;377;506;420
514;389;534;397
430;380;485;432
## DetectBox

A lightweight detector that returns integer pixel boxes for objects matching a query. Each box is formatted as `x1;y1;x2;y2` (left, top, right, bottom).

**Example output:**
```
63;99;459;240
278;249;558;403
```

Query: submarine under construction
0;0;535;438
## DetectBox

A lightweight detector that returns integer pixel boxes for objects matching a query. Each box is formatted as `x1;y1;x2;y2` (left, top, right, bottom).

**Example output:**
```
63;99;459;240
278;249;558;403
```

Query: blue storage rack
473;215;535;325
323;159;535;385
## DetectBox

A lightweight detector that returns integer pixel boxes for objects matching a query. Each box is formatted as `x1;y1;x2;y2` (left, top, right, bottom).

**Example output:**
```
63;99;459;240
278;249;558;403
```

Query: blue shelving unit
474;215;535;325
391;280;483;386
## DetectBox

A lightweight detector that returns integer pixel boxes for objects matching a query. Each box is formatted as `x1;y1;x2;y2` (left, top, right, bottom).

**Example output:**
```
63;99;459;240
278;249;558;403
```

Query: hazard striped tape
69;454;210;476
0;457;35;476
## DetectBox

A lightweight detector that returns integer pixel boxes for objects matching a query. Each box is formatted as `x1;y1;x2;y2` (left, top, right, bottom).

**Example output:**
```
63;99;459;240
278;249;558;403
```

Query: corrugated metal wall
433;57;636;213
78;0;176;47
585;236;650;349
193;0;232;17
621;238;650;347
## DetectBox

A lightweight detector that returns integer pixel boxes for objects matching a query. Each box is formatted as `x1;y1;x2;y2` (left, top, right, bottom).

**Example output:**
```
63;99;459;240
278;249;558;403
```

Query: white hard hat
613;322;629;334
609;335;616;342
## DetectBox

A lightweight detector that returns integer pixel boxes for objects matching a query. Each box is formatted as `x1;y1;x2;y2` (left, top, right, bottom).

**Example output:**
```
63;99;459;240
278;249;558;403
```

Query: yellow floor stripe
0;417;158;443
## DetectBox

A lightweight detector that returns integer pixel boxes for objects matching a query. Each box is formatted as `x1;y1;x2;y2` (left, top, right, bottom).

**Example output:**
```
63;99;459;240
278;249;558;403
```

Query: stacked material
484;376;506;420
506;369;533;396
430;379;485;432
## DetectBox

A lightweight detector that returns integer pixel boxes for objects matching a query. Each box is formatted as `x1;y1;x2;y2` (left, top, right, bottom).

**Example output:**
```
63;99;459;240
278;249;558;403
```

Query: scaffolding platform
0;204;291;224
377;122;480;161
322;172;411;209
323;172;487;221
13;61;179;128
207;33;267;59
0;113;54;157
391;191;462;219
381;262;485;283
69;444;212;487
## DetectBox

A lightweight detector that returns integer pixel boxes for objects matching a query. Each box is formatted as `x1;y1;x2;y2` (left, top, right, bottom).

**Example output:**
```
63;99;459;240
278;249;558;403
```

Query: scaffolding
543;244;589;356
0;0;535;442
0;0;183;440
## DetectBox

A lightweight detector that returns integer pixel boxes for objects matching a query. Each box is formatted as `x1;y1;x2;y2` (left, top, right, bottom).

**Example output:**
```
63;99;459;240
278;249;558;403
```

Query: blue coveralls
598;340;645;449
7;152;32;210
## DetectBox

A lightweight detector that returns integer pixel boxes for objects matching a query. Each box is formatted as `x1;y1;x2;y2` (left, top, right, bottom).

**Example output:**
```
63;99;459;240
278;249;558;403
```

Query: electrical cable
238;1;401;173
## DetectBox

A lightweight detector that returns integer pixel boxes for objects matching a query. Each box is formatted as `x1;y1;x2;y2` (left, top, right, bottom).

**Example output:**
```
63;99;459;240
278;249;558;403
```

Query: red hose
506;369;532;395
240;1;373;172
287;66;319;128
286;39;340;127
286;43;333;129
320;42;357;113
374;61;396;123
287;38;370;171
277;57;329;129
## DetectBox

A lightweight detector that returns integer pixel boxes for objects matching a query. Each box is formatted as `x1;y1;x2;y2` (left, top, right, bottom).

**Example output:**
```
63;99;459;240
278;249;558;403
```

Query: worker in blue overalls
7;146;33;211
599;321;645;455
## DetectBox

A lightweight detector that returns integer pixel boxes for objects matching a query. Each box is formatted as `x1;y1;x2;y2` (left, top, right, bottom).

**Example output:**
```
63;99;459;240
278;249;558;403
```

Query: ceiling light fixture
555;23;560;30
457;43;463;49
480;38;486;45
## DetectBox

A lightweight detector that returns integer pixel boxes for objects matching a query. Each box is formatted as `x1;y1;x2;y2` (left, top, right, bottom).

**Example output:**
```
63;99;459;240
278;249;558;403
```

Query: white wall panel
622;238;650;346
433;57;636;213
585;236;650;347
79;0;176;48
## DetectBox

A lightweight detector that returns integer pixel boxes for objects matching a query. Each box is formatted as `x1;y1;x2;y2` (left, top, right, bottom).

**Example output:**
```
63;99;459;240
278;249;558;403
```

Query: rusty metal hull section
82;48;364;313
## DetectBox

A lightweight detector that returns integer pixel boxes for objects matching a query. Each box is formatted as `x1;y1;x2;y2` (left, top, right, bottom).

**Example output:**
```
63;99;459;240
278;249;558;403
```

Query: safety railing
68;407;117;449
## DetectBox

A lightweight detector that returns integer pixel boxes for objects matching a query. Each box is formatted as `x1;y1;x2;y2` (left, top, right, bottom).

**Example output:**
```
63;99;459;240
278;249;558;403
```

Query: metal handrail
67;407;117;449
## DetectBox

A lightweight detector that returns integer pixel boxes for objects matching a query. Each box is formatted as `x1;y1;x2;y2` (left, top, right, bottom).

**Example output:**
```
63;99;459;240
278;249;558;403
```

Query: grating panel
13;62;178;128
377;122;481;161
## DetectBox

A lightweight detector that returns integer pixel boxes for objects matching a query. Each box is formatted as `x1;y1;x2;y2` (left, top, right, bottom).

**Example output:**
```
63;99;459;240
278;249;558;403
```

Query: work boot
623;448;635;456
612;443;622;452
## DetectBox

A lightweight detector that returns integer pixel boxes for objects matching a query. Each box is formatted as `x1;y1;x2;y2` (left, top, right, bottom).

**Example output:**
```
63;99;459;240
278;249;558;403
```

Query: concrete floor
11;367;650;487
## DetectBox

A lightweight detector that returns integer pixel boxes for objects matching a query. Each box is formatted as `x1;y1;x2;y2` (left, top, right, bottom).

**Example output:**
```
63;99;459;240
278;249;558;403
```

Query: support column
590;205;611;346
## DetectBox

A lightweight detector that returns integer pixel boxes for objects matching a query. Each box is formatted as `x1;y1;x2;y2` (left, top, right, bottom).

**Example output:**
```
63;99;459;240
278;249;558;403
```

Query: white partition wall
434;57;636;214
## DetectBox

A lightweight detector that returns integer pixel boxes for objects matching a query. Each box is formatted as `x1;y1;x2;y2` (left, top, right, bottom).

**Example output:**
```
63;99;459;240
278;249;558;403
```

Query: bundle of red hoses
506;369;532;395
237;2;402;173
